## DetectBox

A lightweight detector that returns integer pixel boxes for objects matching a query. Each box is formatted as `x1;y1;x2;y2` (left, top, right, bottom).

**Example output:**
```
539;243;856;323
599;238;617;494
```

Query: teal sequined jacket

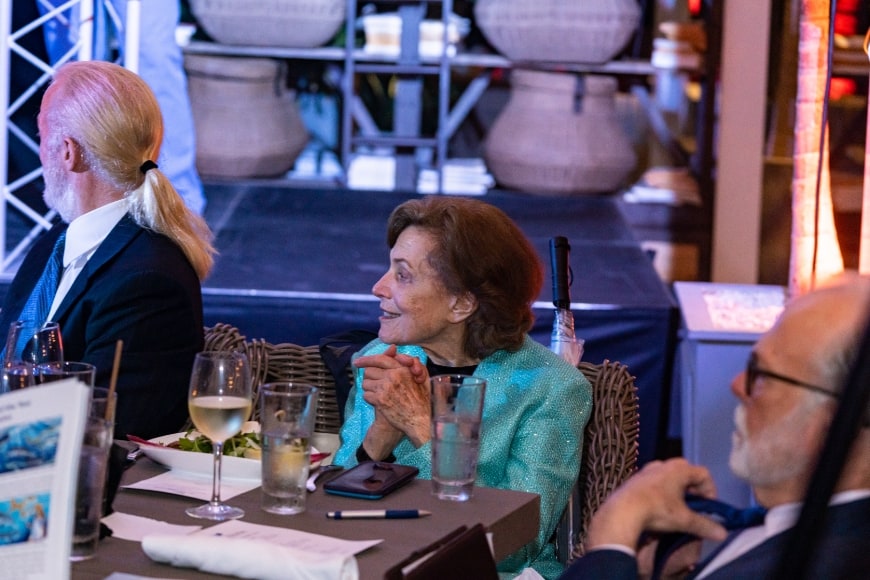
335;336;593;579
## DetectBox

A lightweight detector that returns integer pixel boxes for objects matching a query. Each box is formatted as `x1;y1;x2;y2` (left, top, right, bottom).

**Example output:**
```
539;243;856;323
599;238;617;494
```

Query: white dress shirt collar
62;199;128;267
48;199;127;320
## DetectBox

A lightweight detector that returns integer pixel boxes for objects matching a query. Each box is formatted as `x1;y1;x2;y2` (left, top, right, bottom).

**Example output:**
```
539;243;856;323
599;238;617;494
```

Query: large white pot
474;0;642;64
484;70;637;195
186;55;309;178
190;0;345;48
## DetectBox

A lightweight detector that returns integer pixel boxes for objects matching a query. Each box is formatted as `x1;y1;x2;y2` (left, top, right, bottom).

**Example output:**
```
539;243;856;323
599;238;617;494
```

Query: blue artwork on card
0;418;62;473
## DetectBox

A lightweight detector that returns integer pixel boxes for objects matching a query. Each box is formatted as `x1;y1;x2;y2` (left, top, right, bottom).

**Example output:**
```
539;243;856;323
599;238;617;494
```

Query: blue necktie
683;495;767;530
9;231;67;361
650;495;767;580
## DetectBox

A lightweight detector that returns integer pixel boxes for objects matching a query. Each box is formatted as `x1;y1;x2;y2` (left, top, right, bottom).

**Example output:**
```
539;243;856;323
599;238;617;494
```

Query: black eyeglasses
745;353;838;400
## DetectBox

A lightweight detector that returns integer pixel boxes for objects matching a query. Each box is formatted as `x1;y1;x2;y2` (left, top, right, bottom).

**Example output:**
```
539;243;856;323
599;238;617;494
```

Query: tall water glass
71;387;116;561
430;375;487;501
36;361;97;385
185;351;252;520
259;383;318;514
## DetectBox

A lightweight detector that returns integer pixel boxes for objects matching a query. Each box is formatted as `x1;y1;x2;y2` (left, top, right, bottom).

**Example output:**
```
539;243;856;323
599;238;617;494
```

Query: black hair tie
139;160;158;174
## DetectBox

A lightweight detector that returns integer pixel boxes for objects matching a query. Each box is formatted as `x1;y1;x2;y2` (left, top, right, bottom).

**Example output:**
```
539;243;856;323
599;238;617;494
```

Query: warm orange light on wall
789;0;845;296
859;28;870;275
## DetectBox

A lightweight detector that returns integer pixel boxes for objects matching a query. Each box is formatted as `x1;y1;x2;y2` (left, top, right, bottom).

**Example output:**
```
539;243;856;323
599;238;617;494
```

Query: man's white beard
42;164;78;223
729;402;816;488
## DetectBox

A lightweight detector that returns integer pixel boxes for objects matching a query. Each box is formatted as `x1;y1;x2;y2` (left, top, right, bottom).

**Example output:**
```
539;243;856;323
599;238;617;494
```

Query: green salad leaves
174;429;262;459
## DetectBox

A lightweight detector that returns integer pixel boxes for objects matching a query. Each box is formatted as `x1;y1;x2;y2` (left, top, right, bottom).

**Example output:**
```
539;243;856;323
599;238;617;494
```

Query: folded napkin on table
142;534;359;580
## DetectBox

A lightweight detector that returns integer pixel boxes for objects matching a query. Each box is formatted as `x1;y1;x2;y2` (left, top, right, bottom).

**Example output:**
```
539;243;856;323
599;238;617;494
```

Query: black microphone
549;236;571;310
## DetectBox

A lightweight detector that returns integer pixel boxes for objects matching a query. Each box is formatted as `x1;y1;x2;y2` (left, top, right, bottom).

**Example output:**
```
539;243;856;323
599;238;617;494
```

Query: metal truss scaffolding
1;0;137;276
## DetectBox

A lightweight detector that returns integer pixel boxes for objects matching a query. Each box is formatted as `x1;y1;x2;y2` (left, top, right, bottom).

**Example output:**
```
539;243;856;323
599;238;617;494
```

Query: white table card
0;380;90;580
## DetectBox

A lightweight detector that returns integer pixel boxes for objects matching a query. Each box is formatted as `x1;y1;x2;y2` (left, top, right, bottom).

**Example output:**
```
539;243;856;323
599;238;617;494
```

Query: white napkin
142;534;359;580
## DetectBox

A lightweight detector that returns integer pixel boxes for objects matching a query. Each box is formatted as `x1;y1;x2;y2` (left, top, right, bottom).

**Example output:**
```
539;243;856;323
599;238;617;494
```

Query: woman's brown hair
387;196;543;359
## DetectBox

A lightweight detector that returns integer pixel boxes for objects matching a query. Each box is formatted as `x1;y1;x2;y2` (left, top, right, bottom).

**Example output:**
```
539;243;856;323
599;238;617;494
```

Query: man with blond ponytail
0;61;215;439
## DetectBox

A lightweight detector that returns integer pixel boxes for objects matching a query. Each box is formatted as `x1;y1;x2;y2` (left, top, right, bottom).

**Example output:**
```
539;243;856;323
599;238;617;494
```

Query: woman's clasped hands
357;345;431;456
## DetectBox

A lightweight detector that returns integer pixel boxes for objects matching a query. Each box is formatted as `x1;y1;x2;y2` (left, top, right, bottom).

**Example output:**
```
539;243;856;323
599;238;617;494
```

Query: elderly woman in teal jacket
334;196;592;579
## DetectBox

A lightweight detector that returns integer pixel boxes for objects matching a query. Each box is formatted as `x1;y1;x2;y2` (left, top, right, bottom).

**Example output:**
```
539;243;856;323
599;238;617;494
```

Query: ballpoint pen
326;509;432;520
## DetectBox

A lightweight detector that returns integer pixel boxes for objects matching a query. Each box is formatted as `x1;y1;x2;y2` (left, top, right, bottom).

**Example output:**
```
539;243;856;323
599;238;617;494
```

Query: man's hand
587;458;729;551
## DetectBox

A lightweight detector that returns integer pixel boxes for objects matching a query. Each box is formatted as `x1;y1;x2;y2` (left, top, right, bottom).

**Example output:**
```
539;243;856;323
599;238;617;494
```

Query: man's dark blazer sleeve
559;549;639;580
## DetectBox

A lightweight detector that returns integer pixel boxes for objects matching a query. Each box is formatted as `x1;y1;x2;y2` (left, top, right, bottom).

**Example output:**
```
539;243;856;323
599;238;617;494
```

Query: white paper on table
123;471;259;500
198;519;382;556
102;512;202;542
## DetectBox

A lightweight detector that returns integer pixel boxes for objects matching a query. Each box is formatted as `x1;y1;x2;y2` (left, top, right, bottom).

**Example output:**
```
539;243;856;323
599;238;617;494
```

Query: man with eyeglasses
560;275;870;579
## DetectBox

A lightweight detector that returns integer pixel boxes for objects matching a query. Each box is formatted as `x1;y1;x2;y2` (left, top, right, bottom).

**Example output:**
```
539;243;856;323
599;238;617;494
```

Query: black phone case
323;461;419;500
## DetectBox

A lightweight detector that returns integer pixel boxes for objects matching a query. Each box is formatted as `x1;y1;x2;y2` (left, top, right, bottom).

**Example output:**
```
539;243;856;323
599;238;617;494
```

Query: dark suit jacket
0;215;204;439
559;497;870;580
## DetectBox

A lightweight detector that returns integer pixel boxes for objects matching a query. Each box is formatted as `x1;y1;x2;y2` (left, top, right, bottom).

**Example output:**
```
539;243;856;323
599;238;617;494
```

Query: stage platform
200;182;678;464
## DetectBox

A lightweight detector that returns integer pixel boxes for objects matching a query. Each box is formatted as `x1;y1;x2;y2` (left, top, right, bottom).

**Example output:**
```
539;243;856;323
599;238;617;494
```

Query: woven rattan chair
201;326;345;434
555;359;640;564
256;342;345;434
203;322;247;353
202;323;269;404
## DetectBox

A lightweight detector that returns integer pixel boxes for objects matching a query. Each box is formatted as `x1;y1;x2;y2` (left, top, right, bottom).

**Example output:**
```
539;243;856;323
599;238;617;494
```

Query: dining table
72;457;541;579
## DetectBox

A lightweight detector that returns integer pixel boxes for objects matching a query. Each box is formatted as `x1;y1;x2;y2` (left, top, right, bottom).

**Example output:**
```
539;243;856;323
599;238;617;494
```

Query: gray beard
729;402;815;488
42;174;78;223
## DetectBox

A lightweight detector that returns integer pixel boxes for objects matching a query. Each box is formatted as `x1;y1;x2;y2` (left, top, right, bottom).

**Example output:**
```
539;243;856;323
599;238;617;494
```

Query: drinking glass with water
430;375;487;502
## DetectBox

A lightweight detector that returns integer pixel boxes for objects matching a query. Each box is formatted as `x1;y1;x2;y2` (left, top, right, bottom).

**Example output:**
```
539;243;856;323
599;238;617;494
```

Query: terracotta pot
474;0;641;64
484;69;637;195
185;55;309;178
189;0;345;48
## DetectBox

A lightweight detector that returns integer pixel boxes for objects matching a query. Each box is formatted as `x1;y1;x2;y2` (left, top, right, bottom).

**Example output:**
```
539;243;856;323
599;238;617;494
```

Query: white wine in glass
185;351;252;520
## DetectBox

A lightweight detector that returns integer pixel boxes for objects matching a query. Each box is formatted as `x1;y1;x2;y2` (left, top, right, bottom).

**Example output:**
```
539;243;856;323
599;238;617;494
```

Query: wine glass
9;321;65;384
29;321;64;365
2;321;37;392
185;351;252;520
1;361;35;393
6;320;64;367
3;320;23;365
